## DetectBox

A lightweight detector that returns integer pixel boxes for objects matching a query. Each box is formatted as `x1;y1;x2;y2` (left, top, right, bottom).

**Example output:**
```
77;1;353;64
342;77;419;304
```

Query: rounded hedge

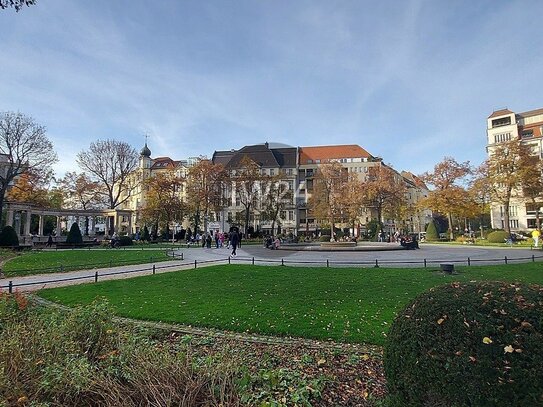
66;223;83;245
0;225;19;247
319;235;331;242
384;282;543;407
487;230;509;243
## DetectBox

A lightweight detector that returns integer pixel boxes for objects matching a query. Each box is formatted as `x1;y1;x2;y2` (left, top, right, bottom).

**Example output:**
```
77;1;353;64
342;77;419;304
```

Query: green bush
118;236;133;246
0;225;19;247
142;226;150;242
487;230;509;243
66;223;83;245
425;220;439;241
384;282;543;407
319;235;331;242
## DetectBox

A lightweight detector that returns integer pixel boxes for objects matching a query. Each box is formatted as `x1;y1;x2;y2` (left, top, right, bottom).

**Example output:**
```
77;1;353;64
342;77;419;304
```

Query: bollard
374;259;379;268
423;259;427;268
532;254;535;262
194;260;197;269
281;258;284;266
252;257;255;265
327;259;329;268
468;257;471;266
94;271;98;283
181;252;184;260
228;256;231;265
505;256;508;265
153;265;156;275
8;281;13;294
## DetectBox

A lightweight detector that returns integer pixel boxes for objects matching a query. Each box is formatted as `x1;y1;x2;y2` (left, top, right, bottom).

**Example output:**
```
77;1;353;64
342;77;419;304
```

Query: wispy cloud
1;0;542;177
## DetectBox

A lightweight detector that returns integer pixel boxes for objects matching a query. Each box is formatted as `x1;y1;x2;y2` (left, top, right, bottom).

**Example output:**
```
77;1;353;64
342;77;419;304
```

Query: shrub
0;297;241;406
142;226;150;242
487;230;509;243
118;236;133;246
384;282;543;407
425;220;439;241
0;225;19;247
66;223;83;245
319;235;331;242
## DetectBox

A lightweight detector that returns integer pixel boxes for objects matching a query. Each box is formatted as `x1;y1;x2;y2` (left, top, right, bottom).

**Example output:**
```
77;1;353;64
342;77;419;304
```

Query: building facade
487;108;543;231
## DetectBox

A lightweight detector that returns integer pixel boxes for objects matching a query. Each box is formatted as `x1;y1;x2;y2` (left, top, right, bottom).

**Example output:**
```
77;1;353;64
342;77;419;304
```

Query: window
315;159;321;163
528;219;537;228
306;179;313;191
307;160;313;164
287;180;294;190
287;168;293;176
494;133;511;143
270;169;275;176
492;117;511;128
306;169;314;177
522;130;534;139
288;210;294;221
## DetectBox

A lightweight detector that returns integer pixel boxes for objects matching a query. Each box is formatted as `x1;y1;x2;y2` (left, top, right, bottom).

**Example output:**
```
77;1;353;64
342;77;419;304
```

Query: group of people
265;235;281;250
187;229;242;257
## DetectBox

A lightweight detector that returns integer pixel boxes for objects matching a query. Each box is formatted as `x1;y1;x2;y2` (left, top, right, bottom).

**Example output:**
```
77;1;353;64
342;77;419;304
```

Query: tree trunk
0;190;5;227
504;198;511;238
244;205;251;237
447;212;454;241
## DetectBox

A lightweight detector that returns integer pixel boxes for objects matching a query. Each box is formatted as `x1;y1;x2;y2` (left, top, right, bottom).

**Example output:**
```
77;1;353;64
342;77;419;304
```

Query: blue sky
1;0;542;176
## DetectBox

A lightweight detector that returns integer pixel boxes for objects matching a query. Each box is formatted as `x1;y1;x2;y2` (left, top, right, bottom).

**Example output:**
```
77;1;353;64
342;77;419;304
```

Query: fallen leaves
482;337;493;345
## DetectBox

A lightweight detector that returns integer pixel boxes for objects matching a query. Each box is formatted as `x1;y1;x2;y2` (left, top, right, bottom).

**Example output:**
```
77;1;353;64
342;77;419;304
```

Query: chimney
265;142;269;149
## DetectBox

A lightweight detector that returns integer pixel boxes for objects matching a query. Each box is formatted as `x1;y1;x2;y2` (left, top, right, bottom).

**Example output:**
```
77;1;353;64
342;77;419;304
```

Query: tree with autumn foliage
309;161;349;240
185;157;226;235
481;139;542;236
0;111;57;226
6;171;62;209
519;154;543;231
341;173;367;234
229;155;267;236
260;176;294;236
419;157;472;240
140;170;186;241
363;164;407;237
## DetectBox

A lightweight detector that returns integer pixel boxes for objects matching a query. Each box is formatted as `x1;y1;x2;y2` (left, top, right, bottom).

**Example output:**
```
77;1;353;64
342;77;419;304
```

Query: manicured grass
2;249;174;277
39;262;543;345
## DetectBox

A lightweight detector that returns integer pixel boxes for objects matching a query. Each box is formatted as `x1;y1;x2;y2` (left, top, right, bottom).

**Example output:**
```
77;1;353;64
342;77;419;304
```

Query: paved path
2;244;542;292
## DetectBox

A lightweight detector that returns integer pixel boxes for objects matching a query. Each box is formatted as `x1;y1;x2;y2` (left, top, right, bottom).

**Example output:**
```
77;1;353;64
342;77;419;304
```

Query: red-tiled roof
299;144;373;164
518;108;543;118
488;109;514;119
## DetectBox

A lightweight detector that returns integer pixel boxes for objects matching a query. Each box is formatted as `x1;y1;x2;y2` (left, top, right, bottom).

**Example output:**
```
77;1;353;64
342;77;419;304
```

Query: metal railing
2;252;542;294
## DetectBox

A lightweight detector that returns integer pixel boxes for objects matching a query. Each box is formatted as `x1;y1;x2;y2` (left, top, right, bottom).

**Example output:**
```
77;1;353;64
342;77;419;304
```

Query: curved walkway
2;244;541;292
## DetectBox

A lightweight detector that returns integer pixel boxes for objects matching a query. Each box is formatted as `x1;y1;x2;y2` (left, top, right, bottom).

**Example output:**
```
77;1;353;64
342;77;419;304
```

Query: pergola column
56;216;61;236
24;211;32;236
6;209;14;227
128;213;133;235
38;215;44;236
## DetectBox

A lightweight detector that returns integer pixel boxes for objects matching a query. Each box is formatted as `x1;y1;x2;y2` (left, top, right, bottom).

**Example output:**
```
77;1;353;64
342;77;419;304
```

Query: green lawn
39;262;543;345
2;249;174;277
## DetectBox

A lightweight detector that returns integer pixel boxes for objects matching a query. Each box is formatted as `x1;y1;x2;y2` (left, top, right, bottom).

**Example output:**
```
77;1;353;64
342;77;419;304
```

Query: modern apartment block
487;107;543;230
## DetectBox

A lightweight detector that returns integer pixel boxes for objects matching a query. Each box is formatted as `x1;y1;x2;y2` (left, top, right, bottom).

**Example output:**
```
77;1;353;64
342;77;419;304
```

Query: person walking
46;234;53;248
230;230;239;257
532;229;540;248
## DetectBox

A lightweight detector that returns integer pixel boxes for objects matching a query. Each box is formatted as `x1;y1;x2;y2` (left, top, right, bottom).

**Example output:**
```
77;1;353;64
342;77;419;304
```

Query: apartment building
120;143;192;234
297;144;381;235
212;142;297;235
487;108;543;230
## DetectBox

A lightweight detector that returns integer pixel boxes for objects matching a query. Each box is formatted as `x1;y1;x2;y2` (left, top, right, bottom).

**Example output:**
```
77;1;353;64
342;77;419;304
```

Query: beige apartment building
121;142;430;237
486;108;543;230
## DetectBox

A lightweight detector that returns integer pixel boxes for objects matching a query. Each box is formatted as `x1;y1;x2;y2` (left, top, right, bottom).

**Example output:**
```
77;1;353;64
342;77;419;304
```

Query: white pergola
3;201;133;241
